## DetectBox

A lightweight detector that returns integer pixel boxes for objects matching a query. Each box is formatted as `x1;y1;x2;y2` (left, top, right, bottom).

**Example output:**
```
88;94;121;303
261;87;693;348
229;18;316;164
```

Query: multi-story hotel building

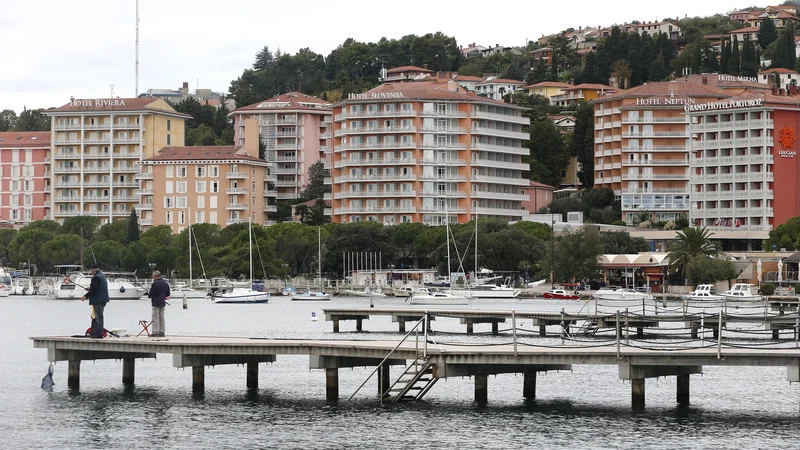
332;80;529;224
0;132;51;224
231;92;332;201
592;83;730;224
137;145;272;232
686;91;800;234
44;98;189;224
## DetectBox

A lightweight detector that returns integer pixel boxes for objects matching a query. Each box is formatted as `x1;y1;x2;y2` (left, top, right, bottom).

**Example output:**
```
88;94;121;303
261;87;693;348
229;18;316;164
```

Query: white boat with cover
55;272;146;300
723;283;762;302
592;287;654;301
683;284;724;301
343;284;387;297
11;275;35;295
409;287;469;305
0;269;10;298
213;218;270;304
172;282;209;299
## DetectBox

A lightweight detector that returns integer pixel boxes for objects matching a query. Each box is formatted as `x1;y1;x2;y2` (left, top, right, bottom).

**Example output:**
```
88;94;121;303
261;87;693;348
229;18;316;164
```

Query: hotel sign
635;97;696;105
779;126;796;158
347;92;405;100
684;98;763;112
69;99;126;107
718;74;758;83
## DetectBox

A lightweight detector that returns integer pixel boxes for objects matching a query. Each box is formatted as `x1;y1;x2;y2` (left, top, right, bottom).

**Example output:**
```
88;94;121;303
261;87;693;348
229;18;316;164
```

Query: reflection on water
4;295;800;448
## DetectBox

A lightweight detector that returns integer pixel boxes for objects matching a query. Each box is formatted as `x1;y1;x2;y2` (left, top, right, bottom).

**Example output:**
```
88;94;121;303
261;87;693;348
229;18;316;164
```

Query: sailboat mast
249;217;253;284
445;204;451;292
474;207;478;283
188;207;192;287
318;226;322;290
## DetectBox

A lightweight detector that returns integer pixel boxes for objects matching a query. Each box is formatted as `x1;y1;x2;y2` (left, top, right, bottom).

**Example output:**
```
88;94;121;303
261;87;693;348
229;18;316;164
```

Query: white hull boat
11;276;35;295
723;283;762;302
343;286;387;298
57;273;146;300
391;286;414;297
213;288;270;304
683;284;724;301
409;288;469;305
592;288;654;301
291;291;332;301
451;284;520;299
0;285;9;297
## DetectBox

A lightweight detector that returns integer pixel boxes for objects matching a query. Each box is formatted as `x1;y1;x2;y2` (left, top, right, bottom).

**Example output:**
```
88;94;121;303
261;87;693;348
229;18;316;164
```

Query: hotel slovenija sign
347;92;405;100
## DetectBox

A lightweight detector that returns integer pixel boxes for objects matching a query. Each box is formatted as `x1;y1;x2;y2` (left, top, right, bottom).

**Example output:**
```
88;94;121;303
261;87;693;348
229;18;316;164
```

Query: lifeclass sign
69;99;126;107
347;92;405;100
684;98;763;112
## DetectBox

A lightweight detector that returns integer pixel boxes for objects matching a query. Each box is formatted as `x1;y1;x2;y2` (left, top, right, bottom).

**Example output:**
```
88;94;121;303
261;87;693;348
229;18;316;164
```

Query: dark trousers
92;303;106;337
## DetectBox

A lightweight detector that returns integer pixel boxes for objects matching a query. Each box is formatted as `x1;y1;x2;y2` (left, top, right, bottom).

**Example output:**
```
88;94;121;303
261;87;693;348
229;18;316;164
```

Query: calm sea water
3;295;800;449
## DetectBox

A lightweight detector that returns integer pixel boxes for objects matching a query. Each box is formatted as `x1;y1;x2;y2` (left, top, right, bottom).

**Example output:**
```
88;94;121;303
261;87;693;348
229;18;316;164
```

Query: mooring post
523;371;536;399
378;364;390;398
122;357;135;385
326;368;339;401
398;320;406;334
491;322;499;335
192;366;205;393
691;322;699;339
631;379;645;408
795;313;799;346
466;322;474;334
333;320;340;333
356;319;363;332
475;374;488;403
183;293;188;309
677;374;690;405
247;362;258;389
625;308;629;345
68;360;80;389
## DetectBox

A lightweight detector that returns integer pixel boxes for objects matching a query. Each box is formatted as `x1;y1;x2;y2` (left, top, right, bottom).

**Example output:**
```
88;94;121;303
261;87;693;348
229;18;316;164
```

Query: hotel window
179;211;185;224
177;166;187;178
167;135;171;145
177;197;187;208
177;181;187;193
166;211;173;224
209;165;219;177
210;196;218;208
401;103;413;111
209;211;217;224
25;209;32;221
211;181;219;193
196;181;206;193
166;181;174;194
164;196;174;208
167;120;171;131
196;166;206;178
166;166;174;178
196;211;204;223
197;196;205;208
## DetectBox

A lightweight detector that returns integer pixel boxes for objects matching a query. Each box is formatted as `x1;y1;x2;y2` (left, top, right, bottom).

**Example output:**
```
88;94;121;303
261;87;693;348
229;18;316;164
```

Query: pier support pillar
636;327;644;337
631;379;645;408
466;323;474;334
68;360;80;389
677;374;690;405
712;327;719;339
333;320;340;333
122;357;135;385
326;368;339;401
247;362;258;389
192;366;204;393
398;321;406;334
491;322;499;335
378;364;390;397
690;323;699;339
475;374;488;403
523;371;536;399
356;319;363;332
539;324;546;337
773;328;780;340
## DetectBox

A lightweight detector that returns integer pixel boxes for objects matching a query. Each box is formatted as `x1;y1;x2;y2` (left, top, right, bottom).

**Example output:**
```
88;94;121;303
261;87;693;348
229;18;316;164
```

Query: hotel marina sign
69;99;126;107
684;98;763;112
347;92;405;100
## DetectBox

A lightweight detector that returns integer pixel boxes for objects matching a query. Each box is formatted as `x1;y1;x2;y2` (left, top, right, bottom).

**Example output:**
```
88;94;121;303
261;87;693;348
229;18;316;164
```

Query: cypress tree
720;39;730;73
691;43;702;74
787;23;796;70
758;18;779;50
730;35;740;75
127;210;140;243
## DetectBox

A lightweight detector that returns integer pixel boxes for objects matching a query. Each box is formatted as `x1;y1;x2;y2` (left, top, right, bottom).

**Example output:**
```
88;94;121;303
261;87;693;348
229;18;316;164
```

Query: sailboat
410;204;468;305
213;218;271;304
292;227;332;301
176;212;211;299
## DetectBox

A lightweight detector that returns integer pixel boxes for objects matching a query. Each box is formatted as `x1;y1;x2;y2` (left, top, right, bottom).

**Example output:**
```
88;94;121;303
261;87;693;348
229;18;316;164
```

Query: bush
612;220;628;226
675;216;690;229
663;220;677;230
639;220;652;228
760;282;776;296
655;221;667;229
795;283;800;294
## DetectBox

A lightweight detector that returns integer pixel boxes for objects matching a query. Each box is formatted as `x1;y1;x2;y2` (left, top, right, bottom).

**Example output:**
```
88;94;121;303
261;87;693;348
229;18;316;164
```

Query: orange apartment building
136;145;272;233
593;83;731;224
44;98;190;224
0;132;51;224
332;81;530;225
231;92;332;201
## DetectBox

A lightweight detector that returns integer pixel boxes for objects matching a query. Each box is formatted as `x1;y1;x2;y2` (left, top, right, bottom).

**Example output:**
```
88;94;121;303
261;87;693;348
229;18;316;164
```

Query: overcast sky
1;0;745;112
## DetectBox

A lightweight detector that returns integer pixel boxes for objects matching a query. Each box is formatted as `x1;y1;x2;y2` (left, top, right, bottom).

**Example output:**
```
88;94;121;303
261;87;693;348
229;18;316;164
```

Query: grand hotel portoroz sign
69;99;126;107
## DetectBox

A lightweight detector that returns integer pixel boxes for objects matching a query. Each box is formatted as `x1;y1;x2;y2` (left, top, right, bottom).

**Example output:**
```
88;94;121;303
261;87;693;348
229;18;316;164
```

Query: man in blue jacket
81;264;109;338
148;270;170;337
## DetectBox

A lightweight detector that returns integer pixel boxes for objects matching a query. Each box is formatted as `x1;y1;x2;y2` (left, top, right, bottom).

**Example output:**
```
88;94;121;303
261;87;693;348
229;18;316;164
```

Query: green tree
299;199;330;226
600;231;649;254
765;216;800;250
127;211;140;243
85;241;126;269
512;221;552;241
322;222;395;276
22;220;60;234
300;161;328;201
186;124;217;146
0;229;17;263
570;102;595;187
8;228;56;270
548;225;603;283
0;109;17;132
730;35;740;75
253;46;274;71
720;38;730;73
667;227;720;279
258;133;267;160
15;108;50;131
95;219;129;244
758;17;779;50
60;216;100;241
141;225;174;248
41;234;83;268
648;51;669;82
686;256;738;286
527;118;569;187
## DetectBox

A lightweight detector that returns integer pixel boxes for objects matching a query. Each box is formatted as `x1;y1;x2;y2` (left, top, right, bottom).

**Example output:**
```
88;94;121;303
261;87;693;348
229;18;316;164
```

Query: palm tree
667;227;720;279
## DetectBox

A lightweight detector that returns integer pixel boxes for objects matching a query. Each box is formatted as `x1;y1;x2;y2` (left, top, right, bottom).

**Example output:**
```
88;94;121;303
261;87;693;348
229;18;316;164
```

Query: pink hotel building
0;132;51;224
231;92;333;201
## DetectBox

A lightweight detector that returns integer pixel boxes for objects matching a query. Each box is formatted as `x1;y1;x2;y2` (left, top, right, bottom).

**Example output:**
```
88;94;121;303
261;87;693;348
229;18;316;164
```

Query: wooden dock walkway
31;333;800;408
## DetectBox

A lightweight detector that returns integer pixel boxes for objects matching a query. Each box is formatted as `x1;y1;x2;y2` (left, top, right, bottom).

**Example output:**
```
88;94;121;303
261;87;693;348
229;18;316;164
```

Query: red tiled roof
529;180;555;189
453;75;485;82
146;146;263;162
386;65;433;74
50;98;163;112
525;81;573;89
758;68;799;74
0;131;50;148
597;81;729;102
234;92;331;112
477;78;524;85
563;83;615;91
731;26;760;33
348;81;526;109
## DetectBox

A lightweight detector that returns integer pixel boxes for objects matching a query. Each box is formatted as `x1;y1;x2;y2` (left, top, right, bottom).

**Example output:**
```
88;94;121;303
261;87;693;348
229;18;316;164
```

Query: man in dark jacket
81;264;109;338
149;271;170;337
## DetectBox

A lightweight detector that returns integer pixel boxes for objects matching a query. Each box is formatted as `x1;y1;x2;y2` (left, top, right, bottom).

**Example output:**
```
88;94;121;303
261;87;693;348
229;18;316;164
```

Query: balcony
226;172;249;179
54;152;80;159
226;218;250;225
470;174;529;186
623;145;687;152
335;126;417;136
320;146;332;153
471;126;527;140
471;110;528;124
337;190;417;199
226;188;249;195
54;123;82;130
53;210;83;217
470;159;528;170
53;196;82;202
622;131;689;138
276;192;298;200
627;159;688;166
226;203;249;210
140;219;154;226
621;171;689;180
419;190;468;198
114;122;141;130
470;191;529;201
337;142;417;151
419;206;467;214
115;152;141;158
53;167;81;174
338;174;418;183
83;123;111;130
134;189;153;195
135;172;154;180
419;158;467;166
274;180;298;187
54;138;82;145
335;158;417;168
113;195;138;202
259;118;297;126
83;197;110;203
335;109;418;120
84;137;111;144
337;206;418;214
135;204;153;211
420;142;467;150
420;126;467;134
470;143;528;156
622;117;688;124
626;188;688;194
264;205;278;213
472;207;524;217
418;174;467;182
274;167;298;175
421;110;468;118
269;143;301;151
114;181;140;188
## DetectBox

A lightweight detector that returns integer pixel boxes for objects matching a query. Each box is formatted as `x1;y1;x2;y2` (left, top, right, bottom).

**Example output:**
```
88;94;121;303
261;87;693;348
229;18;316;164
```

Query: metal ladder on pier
385;355;438;402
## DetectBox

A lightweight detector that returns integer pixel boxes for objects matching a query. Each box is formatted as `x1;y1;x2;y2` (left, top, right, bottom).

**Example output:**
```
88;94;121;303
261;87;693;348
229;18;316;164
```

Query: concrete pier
475;374;488;403
677;374;690;404
192;366;204;393
122;357;135;385
247;362;258;389
68;360;80;388
326;368;338;401
631;379;645;408
523;371;536;399
378;364;390;397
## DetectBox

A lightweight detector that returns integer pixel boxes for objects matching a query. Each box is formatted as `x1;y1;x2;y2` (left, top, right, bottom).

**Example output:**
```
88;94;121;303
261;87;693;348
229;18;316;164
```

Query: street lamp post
148;262;156;273
282;264;289;288
548;208;556;289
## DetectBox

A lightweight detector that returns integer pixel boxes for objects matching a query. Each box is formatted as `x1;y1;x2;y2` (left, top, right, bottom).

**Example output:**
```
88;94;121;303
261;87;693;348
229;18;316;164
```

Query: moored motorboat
409;287;469;305
291;290;332;301
723;283;762;302
11;276;35;295
56;272;146;300
213;287;271;303
172;282;209;299
683;284;724;301
592;287;654;301
343;285;387;298
391;285;415;297
543;288;580;300
452;279;520;299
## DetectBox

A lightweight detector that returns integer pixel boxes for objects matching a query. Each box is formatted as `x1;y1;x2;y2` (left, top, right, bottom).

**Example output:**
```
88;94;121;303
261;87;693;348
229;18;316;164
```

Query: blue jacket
149;278;171;307
86;271;109;305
